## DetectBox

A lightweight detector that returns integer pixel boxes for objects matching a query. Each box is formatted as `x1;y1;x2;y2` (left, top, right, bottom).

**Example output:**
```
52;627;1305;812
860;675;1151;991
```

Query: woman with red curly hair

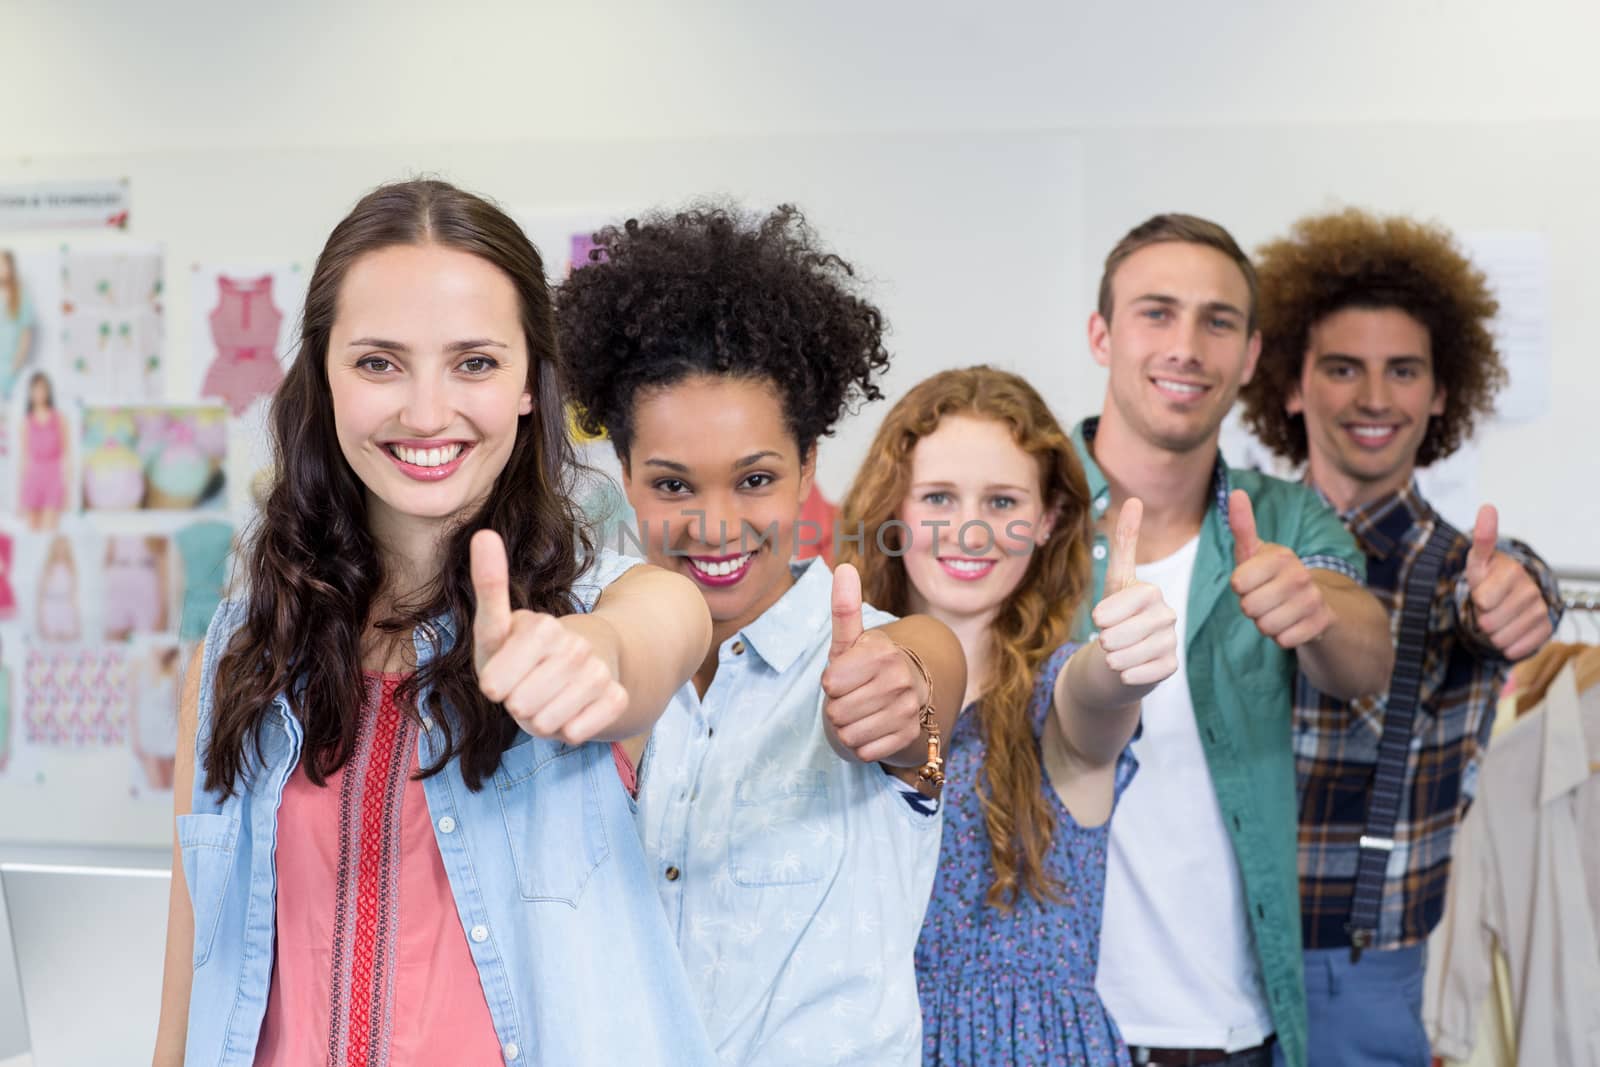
1240;208;1562;1067
838;366;1179;1066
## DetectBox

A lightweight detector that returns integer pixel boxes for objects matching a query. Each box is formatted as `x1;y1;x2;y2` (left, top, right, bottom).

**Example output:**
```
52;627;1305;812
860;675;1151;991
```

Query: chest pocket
728;769;837;888
495;737;610;906
177;811;240;969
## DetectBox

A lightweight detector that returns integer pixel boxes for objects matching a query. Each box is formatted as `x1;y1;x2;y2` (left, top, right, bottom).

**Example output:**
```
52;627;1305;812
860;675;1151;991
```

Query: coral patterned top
254;673;502;1067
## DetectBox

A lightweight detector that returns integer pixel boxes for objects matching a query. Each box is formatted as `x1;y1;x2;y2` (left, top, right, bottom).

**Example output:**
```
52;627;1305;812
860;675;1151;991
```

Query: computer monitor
0;863;170;1067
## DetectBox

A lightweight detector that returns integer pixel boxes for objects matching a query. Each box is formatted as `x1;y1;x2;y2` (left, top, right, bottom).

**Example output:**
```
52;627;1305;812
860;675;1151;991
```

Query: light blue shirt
181;549;714;1066
636;558;943;1066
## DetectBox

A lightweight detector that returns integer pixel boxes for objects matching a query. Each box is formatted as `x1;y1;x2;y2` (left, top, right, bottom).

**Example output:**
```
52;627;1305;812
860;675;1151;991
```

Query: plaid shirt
1294;481;1563;950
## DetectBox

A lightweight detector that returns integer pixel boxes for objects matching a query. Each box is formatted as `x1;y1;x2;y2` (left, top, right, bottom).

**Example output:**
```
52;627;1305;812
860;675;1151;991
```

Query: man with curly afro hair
1241;208;1562;1066
555;202;965;1067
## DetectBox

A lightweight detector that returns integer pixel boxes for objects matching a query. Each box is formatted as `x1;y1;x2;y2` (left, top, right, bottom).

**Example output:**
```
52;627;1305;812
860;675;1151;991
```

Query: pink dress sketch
38;556;79;642
103;536;166;638
202;274;284;414
21;408;67;512
0;533;16;621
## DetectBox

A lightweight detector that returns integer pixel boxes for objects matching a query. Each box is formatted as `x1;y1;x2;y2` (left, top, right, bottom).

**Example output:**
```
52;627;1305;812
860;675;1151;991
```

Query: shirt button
1092;543;1108;560
437;816;456;834
1094;494;1108;515
470;924;489;943
503;1041;520;1061
664;865;681;882
731;640;746;655
422;716;434;732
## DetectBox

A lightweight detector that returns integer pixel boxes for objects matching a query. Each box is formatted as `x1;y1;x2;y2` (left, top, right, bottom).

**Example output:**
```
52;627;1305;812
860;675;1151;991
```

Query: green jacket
1072;418;1364;1067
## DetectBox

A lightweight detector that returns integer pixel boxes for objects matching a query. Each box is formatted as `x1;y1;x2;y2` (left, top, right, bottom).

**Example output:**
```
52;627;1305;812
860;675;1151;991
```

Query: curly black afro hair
555;202;891;461
1241;208;1506;468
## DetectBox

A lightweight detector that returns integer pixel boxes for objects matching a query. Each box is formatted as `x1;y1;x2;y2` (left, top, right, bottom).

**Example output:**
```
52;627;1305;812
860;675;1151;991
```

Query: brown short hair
1098;213;1259;330
1240;208;1505;467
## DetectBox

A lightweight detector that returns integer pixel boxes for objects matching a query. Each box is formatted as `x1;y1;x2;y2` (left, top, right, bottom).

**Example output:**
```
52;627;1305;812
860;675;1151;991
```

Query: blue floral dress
916;642;1137;1066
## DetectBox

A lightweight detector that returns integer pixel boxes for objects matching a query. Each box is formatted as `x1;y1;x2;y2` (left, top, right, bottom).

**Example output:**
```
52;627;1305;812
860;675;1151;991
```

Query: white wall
9;0;1600;150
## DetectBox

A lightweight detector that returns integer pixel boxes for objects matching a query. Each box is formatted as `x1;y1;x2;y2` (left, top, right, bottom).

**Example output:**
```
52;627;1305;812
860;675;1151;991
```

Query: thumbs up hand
1229;489;1334;649
1462;505;1553;661
472;529;629;744
820;563;929;765
1090;499;1179;688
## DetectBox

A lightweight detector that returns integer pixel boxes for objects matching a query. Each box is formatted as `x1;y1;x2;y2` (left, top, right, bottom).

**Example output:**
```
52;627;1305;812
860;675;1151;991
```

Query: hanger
1579;643;1600;695
1569;643;1600;773
1513;642;1588;716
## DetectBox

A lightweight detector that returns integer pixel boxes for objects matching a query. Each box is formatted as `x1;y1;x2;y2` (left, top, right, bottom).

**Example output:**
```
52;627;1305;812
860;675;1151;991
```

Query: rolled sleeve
1292;489;1366;579
1452;538;1564;659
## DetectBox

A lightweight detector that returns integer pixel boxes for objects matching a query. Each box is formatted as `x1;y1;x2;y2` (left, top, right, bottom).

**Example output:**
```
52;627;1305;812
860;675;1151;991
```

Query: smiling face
1290;305;1444;511
621;375;813;635
897;414;1053;626
1090;240;1261;455
326;243;533;541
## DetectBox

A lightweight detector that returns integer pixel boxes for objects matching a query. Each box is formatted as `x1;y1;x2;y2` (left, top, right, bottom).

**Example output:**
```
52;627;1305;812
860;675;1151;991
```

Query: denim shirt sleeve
569;547;645;612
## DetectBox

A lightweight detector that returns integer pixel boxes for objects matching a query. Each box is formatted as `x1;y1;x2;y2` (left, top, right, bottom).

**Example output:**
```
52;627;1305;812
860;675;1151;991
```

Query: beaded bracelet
898;644;944;787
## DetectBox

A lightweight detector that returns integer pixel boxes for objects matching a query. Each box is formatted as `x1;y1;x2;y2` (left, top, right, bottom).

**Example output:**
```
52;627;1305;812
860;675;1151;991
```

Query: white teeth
690;553;752;578
392;443;464;467
1351;426;1395;439
943;559;993;574
1155;379;1205;395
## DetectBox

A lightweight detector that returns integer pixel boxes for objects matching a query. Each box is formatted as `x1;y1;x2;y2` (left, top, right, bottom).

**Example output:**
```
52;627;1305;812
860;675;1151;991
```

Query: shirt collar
736;557;833;674
1073;415;1234;525
1538;663;1596;807
1309;477;1430;561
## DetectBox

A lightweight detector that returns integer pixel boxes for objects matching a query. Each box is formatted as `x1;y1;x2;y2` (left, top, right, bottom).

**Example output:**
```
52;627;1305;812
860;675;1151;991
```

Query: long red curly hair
839;366;1091;908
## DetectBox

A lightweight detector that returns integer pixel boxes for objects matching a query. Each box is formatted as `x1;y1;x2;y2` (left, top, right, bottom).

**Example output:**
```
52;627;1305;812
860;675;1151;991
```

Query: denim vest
180;583;713;1065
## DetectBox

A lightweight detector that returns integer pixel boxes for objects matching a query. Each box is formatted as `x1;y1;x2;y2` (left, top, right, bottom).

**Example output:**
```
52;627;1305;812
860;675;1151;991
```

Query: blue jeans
1295;944;1430;1067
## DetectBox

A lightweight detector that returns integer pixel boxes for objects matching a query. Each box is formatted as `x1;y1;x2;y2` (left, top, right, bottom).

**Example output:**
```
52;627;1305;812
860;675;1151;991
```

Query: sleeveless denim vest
181;564;712;1065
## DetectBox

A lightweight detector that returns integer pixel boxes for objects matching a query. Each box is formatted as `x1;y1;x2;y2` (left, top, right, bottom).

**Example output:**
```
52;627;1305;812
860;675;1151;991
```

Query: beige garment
1434;698;1521;1067
1423;663;1600;1066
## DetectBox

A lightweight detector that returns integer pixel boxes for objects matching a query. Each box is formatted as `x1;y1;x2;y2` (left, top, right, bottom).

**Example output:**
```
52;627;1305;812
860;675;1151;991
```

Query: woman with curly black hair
1240;208;1561;1067
558;202;965;1067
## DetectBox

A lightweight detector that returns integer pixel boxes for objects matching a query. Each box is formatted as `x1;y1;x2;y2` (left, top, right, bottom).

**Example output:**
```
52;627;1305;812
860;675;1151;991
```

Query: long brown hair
838;366;1091;908
203;179;592;798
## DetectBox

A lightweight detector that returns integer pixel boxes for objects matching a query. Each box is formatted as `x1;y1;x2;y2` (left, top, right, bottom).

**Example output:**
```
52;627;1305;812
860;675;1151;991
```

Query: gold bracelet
898;645;944;787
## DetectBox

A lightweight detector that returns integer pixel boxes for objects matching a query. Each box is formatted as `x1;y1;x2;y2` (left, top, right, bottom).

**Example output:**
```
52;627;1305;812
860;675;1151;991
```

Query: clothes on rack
1430;693;1530;1067
1424;657;1600;1066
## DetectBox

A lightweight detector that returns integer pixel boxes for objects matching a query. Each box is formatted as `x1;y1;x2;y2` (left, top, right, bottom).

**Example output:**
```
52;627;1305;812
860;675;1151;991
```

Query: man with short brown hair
1077;214;1393;1067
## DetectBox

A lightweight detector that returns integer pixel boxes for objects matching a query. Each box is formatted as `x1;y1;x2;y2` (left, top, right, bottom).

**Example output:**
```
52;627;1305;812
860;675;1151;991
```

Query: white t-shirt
1095;535;1275;1052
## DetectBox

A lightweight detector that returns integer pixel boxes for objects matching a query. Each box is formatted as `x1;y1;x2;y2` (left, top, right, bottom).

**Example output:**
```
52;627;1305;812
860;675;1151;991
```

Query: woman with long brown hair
839;365;1178;1066
152;180;715;1066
